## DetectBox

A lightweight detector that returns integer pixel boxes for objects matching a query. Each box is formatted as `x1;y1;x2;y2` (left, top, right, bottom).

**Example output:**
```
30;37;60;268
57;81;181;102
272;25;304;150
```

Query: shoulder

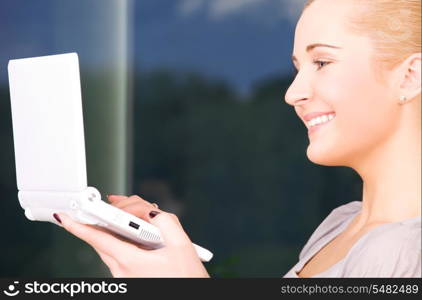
327;201;362;221
299;201;362;259
343;218;421;277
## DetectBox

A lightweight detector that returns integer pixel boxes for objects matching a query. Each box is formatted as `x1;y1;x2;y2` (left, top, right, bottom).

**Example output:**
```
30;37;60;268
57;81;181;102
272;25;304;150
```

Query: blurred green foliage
0;71;362;277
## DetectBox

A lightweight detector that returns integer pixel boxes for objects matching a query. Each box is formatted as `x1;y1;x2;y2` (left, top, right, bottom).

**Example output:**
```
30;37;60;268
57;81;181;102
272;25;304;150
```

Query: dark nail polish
149;211;160;218
53;213;62;224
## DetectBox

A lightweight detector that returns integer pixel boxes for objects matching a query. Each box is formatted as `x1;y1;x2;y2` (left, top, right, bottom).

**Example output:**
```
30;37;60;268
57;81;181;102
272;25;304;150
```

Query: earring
399;95;407;104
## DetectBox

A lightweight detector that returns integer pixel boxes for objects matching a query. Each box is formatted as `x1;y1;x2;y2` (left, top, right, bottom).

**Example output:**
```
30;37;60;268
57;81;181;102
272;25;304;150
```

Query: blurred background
0;0;362;277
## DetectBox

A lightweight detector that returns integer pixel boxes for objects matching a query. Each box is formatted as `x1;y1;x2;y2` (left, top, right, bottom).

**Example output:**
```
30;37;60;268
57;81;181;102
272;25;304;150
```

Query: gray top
283;201;421;277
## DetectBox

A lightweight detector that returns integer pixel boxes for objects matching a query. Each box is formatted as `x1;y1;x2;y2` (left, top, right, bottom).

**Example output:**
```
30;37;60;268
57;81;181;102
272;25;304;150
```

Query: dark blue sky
0;0;303;94
134;0;301;93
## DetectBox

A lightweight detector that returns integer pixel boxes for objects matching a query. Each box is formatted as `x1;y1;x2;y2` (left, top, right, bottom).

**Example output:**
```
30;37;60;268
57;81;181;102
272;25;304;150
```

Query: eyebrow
292;43;342;65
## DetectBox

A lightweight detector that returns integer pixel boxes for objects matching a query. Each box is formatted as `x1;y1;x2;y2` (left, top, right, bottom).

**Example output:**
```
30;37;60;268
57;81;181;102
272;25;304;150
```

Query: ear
397;53;421;103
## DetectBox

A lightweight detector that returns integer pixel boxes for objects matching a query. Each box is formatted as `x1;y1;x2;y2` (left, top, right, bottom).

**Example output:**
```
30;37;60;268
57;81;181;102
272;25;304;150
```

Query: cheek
336;70;382;132
308;65;395;165
315;65;382;131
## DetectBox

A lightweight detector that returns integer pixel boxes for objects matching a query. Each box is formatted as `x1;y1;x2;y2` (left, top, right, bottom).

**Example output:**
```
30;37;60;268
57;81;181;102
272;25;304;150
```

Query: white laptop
8;53;212;262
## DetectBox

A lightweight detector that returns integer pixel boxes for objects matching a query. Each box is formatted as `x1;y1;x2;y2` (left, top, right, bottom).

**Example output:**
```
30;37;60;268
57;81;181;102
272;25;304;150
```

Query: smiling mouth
306;113;336;134
307;113;335;127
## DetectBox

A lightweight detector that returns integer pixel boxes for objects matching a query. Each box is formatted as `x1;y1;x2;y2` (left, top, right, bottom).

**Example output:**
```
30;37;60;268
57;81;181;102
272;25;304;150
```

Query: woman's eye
314;60;331;70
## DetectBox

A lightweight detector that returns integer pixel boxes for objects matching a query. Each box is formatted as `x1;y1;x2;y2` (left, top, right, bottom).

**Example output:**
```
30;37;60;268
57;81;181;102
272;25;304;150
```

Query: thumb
149;211;192;248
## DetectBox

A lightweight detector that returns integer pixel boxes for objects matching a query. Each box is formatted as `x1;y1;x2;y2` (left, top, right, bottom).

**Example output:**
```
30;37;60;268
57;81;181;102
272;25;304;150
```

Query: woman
54;0;421;277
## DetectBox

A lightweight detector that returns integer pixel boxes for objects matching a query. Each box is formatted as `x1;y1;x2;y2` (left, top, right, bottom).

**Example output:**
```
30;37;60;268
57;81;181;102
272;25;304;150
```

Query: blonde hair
304;0;421;69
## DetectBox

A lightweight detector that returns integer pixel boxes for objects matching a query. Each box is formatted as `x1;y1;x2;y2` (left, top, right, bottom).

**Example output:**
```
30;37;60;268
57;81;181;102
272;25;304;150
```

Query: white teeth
307;114;335;127
316;116;322;124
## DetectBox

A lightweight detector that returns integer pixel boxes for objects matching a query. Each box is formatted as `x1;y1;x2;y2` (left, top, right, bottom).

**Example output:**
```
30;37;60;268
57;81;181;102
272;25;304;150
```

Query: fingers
106;195;128;204
117;201;162;220
107;195;190;247
108;195;155;209
106;195;190;248
108;195;161;221
57;213;137;259
115;195;150;209
149;212;192;248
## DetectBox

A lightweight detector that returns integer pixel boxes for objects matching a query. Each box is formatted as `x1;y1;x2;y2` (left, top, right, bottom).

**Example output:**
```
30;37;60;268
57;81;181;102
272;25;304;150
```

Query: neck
352;113;421;225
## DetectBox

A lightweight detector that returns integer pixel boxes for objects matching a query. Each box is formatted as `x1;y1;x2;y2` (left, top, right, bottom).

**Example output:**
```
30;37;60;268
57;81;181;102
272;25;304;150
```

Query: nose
284;71;311;107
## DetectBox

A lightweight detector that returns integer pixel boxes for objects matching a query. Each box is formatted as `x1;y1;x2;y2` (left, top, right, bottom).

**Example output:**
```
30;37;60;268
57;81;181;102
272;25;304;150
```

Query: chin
306;144;345;167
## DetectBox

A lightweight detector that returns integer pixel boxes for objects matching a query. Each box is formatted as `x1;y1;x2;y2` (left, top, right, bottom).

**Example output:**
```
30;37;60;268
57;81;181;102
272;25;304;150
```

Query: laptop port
129;221;140;229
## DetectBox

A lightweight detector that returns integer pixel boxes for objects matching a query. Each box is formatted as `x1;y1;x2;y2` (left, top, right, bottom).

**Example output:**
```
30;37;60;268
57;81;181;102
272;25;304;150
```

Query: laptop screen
8;53;87;192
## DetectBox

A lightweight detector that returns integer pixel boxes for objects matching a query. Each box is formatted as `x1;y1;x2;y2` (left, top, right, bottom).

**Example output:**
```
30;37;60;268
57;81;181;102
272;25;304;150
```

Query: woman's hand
54;195;210;278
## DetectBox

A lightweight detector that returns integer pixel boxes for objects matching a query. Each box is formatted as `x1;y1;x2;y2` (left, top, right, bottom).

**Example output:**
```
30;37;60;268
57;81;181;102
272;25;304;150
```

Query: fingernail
149;211;160;218
53;213;62;224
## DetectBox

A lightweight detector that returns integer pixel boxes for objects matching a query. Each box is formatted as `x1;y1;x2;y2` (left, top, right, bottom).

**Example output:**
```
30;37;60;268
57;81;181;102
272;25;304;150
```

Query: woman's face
285;0;400;167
